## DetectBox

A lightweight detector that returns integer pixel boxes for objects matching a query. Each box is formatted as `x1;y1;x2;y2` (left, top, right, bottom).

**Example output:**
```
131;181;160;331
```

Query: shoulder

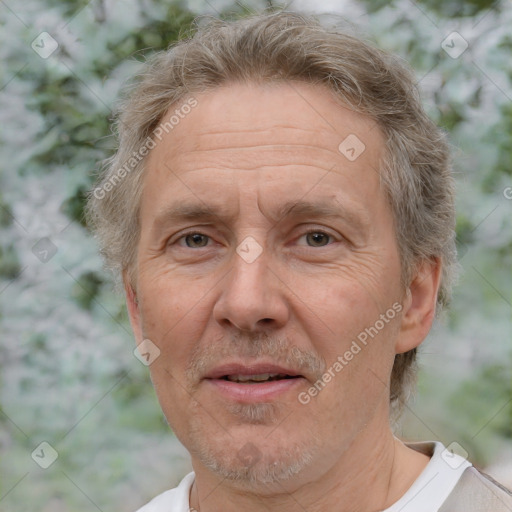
439;466;512;511
134;472;195;512
390;440;511;512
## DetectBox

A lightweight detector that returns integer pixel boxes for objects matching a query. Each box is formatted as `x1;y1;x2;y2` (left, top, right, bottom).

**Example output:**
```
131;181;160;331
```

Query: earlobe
123;270;143;343
395;258;442;354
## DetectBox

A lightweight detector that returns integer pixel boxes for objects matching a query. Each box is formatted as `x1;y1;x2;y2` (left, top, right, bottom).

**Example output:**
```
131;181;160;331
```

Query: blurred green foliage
0;0;511;510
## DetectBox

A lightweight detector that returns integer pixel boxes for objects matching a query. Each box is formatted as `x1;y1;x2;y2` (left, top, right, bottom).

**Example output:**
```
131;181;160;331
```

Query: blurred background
0;0;511;510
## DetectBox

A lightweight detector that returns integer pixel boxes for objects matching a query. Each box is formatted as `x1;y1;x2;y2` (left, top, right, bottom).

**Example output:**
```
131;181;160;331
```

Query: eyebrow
152;203;235;231
272;200;369;230
151;198;369;234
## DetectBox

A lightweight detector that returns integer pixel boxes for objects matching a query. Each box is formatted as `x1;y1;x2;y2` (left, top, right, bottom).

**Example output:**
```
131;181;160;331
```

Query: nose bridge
231;238;268;297
214;237;288;331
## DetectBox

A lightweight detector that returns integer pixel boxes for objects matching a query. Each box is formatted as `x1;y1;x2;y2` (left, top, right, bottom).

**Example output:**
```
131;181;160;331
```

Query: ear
395;257;442;354
123;270;143;344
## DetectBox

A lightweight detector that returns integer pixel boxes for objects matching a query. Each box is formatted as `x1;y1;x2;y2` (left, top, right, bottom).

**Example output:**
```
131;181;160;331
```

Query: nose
213;243;290;333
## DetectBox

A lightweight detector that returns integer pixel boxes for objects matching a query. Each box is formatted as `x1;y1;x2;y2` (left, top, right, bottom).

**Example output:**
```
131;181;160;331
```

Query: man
86;11;512;512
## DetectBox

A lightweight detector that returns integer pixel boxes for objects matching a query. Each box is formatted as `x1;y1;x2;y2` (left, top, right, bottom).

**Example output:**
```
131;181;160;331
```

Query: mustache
185;332;327;382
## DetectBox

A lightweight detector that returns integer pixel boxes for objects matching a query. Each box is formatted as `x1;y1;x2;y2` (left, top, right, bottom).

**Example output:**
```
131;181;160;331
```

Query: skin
124;81;441;511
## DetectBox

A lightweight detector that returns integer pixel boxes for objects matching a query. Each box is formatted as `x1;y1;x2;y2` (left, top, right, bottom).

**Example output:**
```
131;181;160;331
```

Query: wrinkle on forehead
148;81;384;169
142;81;387;229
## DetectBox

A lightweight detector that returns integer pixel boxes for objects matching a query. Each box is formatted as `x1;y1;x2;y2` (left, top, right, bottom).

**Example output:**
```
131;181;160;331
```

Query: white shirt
135;441;471;512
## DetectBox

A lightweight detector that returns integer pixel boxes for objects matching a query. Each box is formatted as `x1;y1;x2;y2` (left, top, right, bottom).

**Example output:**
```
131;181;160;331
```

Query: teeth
226;373;285;383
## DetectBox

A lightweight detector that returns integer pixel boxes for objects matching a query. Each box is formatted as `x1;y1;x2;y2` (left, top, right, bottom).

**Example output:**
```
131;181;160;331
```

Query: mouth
221;373;299;383
204;363;306;401
205;362;304;382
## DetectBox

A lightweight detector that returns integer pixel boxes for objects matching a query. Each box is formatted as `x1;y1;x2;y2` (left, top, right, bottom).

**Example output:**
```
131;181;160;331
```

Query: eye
298;230;335;247
176;232;211;248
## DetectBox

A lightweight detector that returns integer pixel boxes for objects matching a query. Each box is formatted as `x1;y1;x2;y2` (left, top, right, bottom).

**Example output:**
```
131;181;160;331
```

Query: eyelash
172;229;338;248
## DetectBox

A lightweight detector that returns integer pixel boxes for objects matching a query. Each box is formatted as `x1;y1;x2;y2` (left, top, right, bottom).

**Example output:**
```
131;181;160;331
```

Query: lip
203;362;306;402
205;376;306;401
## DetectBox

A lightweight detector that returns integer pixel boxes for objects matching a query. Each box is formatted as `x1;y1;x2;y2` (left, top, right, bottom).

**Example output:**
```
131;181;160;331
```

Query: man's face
128;82;410;488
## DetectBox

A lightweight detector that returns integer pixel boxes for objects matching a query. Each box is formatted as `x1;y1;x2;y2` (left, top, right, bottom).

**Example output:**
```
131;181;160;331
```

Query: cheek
297;275;399;410
137;271;211;373
140;289;208;431
139;264;200;327
297;273;382;347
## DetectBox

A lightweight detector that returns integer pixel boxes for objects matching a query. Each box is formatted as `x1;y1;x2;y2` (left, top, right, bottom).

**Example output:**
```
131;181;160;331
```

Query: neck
189;415;430;512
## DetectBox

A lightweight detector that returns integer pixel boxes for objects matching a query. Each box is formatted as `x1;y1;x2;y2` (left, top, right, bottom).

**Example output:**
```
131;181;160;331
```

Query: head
86;11;456;489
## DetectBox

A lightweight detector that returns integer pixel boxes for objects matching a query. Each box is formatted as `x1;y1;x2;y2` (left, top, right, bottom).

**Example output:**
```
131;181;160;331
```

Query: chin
198;439;316;487
187;412;323;489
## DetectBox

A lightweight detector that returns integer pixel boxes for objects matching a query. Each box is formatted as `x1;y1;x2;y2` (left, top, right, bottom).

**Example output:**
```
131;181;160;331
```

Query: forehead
142;81;386;215
161;82;382;161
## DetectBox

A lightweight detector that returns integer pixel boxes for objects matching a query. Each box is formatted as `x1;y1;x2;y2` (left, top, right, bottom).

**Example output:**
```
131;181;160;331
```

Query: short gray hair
86;11;457;413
